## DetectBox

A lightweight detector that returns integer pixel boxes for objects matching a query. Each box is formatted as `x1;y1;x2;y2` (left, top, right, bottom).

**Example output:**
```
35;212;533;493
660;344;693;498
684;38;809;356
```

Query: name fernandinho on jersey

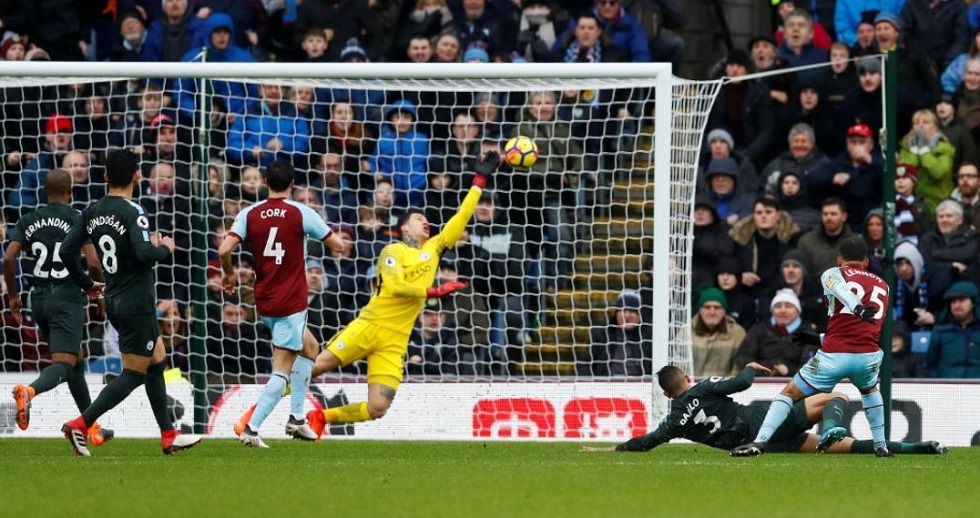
86;215;126;235
24;217;72;239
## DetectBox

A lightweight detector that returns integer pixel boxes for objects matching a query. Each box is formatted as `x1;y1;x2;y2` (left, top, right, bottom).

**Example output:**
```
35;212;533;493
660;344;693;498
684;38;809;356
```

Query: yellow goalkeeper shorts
325;317;409;389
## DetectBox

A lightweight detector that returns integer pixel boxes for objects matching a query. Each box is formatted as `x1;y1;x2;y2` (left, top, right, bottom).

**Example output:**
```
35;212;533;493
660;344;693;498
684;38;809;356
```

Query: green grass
0;440;976;518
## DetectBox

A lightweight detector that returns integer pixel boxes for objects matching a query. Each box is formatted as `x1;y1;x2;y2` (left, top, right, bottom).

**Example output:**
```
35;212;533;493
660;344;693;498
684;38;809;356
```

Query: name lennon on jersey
86;215;126;235
24;217;71;239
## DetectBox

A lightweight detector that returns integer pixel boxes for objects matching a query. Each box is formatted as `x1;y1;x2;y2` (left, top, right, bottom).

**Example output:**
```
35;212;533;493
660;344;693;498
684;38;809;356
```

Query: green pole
189;48;212;433
880;50;899;439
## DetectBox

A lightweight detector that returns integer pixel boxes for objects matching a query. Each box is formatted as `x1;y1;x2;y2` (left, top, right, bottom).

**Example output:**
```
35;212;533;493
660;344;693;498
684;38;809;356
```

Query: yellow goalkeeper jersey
358;186;483;335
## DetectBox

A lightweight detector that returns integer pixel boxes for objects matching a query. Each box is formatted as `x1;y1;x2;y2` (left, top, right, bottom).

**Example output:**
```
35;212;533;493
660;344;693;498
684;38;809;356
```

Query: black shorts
108;312;159;358
32;293;84;355
765;400;812;453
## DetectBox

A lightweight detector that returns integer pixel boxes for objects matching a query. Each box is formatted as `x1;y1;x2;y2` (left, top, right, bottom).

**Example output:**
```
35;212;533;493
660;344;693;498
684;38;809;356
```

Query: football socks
755;394;794;443
248;372;289;432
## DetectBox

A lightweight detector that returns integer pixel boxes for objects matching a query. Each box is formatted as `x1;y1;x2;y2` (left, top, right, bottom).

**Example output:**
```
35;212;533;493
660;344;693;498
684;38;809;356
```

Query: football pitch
1;440;976;518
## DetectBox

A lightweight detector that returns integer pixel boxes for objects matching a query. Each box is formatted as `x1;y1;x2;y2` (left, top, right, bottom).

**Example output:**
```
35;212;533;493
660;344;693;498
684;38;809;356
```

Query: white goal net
0;62;719;439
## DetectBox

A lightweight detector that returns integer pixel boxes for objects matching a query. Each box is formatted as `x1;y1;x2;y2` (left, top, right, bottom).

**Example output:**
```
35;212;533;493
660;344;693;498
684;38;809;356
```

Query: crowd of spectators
3;0;980;380
693;0;980;380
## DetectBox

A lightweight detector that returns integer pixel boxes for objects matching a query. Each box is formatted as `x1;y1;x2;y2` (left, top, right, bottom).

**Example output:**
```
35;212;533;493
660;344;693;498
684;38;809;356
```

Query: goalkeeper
583;364;947;455
235;151;501;438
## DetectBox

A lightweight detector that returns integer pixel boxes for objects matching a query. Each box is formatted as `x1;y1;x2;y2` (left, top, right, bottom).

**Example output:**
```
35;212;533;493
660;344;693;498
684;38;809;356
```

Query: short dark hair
105;149;139;188
754;195;779;211
822;196;847;212
265;159;294;192
44;168;72;197
397;208;426;233
656;365;686;395
838;235;868;262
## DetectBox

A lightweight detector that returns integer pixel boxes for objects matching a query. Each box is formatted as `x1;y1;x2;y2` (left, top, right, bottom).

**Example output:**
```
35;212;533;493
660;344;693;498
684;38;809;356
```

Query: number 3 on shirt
264;226;285;265
840;281;887;320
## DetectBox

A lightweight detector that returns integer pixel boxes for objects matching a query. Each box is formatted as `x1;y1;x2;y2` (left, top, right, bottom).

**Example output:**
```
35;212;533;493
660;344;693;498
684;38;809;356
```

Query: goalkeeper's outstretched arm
436;151;500;249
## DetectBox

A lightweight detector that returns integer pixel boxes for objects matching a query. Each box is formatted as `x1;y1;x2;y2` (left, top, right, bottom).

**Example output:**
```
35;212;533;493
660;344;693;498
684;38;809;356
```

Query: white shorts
260;310;308;351
795;349;884;395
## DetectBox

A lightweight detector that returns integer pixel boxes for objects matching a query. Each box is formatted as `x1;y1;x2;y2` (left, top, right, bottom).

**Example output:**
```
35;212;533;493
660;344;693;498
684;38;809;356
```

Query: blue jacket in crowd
371;100;430;209
226;101;311;167
175;13;256;117
928;281;980;379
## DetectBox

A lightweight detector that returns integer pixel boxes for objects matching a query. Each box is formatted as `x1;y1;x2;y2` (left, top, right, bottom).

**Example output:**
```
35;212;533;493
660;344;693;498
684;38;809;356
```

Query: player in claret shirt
733;236;896;457
583;364;946;455
219;159;348;448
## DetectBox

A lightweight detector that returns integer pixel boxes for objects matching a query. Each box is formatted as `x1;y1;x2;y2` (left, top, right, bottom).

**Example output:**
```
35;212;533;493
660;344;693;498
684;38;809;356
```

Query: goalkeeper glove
426;281;466;298
853;304;876;323
791;330;821;347
471;151;500;189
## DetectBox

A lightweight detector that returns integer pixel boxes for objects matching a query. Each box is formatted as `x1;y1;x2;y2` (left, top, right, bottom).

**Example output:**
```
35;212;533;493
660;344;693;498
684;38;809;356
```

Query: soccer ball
504;136;539;168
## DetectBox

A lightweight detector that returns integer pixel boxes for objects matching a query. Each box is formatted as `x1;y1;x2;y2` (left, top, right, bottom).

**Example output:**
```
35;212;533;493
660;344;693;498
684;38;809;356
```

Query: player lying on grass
231;151;501;438
583;364;947;455
3;169;113;446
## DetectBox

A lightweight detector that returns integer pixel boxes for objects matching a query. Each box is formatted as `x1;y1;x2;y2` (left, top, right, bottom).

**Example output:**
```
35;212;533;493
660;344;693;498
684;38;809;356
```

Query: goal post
0;60;719;439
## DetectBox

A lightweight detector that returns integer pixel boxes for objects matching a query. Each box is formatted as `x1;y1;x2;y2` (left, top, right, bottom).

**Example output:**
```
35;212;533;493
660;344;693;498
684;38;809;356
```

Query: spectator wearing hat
714;256;758;330
950;162;980;230
834;0;903;48
760;123;830;195
370;99;430;210
899;0;969;70
759;249;827;328
774;1;832;50
703;158;755;227
918;199;978;309
734;287;820;377
708;49;775;170
175;13;255;121
874;11;942;130
749;34;797;110
895;240;933;329
293;0;381;62
109;9;150;62
849;11;878;58
340;37;369;62
795;197;858;282
862;208;886;275
926;280;980;378
462;46;490;63
777;9;830;87
0;33;26;61
729;196;801;298
699;128;760;195
691;286;746;377
452;0;517;58
936;92;978;169
806;122;883;229
837;56;884;139
692;194;737;293
580;290;652;377
774;169;820;233
894;162;932;244
899;109;955;217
